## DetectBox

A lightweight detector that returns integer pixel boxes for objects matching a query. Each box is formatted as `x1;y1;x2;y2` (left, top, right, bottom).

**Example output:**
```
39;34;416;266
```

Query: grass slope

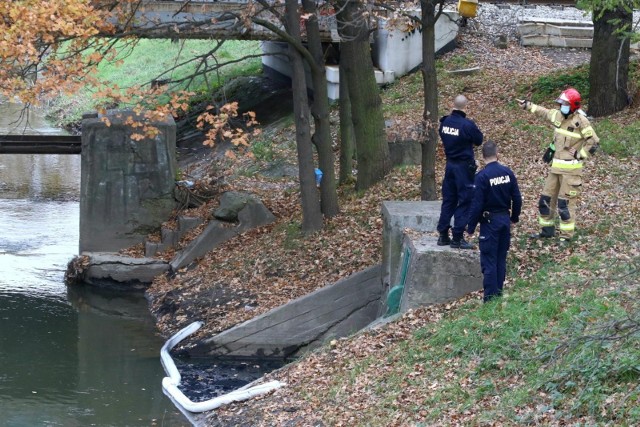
74;32;639;426
46;39;261;127
173;35;640;426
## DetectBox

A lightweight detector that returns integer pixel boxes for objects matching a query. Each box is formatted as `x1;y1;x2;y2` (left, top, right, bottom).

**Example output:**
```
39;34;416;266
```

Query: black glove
589;144;599;156
468;160;478;174
542;143;556;164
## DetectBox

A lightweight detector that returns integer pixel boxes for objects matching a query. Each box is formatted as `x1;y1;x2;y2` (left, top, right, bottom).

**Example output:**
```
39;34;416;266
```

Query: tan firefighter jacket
526;102;599;175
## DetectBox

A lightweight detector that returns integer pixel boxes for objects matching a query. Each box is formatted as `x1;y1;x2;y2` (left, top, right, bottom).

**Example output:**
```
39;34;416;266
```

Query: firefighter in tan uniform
517;88;599;242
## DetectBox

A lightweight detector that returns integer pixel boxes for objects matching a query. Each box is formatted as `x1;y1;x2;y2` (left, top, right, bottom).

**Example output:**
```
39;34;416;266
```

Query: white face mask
560;105;571;115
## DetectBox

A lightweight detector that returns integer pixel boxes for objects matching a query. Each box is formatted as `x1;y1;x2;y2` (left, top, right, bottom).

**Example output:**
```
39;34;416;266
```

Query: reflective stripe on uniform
579;147;589;159
551;158;583;169
558;221;575;231
555;128;582;139
550;110;562;127
581;126;594;138
530;104;538;113
538;216;555;226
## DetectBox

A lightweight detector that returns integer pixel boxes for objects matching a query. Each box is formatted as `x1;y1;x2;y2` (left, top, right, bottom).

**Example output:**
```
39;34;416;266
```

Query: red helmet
555;88;581;112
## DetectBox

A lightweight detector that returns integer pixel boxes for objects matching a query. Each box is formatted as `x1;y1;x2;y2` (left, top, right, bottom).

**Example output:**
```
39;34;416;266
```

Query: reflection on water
0;102;188;426
0;102;80;200
0;281;189;427
0;199;79;298
0;154;81;200
0;101;64;135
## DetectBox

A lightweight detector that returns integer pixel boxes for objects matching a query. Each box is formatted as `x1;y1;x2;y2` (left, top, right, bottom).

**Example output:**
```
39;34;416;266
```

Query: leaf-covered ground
143;32;639;426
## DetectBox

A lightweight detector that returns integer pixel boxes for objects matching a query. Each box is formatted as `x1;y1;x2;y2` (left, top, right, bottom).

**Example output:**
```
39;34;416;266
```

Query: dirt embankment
136;25;640;426
145;28;596;340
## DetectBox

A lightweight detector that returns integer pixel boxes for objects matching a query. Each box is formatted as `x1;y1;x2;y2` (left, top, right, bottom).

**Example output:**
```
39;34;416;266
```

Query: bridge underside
128;1;336;42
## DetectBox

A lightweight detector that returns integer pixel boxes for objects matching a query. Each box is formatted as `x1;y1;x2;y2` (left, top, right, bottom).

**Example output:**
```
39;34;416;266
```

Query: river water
0;103;189;426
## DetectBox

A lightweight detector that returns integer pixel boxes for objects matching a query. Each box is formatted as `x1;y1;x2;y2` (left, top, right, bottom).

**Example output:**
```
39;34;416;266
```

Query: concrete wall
184;200;480;360
372;10;459;78
80;111;178;253
399;234;482;311
261;9;459;101
381;200;442;296
189;265;382;359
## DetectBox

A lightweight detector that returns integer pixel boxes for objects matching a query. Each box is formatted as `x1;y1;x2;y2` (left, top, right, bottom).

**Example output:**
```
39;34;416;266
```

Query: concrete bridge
0;135;81;154
128;0;336;41
126;1;461;100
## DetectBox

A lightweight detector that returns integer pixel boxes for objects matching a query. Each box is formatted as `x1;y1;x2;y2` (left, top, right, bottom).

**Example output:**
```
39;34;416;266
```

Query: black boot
529;226;555;239
450;236;475;250
437;228;451;246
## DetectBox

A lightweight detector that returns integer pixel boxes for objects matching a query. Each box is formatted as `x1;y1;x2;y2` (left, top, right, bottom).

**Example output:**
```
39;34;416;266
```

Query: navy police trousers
478;213;511;302
437;160;475;239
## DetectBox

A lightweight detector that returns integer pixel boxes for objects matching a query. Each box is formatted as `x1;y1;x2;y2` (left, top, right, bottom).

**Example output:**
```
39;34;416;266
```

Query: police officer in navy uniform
467;140;522;303
437;94;484;249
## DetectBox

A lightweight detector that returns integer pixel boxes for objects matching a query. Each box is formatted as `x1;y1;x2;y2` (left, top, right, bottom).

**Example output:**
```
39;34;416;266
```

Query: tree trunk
285;0;323;233
420;0;439;201
301;0;339;217
335;0;391;191
338;61;355;184
588;6;631;117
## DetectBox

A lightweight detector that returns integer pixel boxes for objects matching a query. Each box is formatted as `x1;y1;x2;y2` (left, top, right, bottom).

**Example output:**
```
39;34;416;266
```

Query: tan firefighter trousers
539;172;582;239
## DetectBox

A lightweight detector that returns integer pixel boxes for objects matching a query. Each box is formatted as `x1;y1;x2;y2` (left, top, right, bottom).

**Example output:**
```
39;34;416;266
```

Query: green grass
321;246;640;425
250;136;277;162
445;52;475;70
592;117;640;157
521;64;590;105
382;72;423;116
47;39;262;127
95;39;261;91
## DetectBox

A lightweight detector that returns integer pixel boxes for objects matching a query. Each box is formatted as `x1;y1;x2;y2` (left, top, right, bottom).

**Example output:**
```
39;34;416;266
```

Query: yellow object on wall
458;0;478;18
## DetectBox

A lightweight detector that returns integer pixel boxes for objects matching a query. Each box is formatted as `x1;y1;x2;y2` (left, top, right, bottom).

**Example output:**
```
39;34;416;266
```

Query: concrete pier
80;111;178;253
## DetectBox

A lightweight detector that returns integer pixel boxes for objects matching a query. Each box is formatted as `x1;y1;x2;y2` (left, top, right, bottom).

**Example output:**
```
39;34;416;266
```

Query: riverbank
139;27;640;425
143;25;595;344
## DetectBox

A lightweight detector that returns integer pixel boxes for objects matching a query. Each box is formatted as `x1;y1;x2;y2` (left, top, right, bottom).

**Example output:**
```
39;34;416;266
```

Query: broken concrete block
397;234;482;312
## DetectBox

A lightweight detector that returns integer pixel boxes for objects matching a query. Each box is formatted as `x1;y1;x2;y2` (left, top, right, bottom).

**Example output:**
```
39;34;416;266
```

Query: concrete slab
518;17;592;27
381;200;441;292
170;201;275;271
398;234;482;311
81;252;170;289
190;265;383;359
518;23;593;38
521;35;592;48
446;66;481;76
170;220;237;271
517;17;594;49
544;26;593;38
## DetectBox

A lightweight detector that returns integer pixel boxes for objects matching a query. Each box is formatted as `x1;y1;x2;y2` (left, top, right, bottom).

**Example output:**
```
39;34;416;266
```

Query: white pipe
161;321;285;413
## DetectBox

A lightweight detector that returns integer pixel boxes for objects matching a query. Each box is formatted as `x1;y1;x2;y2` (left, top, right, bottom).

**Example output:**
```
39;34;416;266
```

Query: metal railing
0;135;81;154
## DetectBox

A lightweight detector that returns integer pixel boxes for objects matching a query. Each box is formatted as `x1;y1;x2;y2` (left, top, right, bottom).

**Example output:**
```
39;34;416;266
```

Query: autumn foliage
0;0;108;103
0;0;256;147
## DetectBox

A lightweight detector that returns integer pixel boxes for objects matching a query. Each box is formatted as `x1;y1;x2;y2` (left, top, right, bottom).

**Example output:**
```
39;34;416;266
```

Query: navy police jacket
439;110;484;162
467;161;522;234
